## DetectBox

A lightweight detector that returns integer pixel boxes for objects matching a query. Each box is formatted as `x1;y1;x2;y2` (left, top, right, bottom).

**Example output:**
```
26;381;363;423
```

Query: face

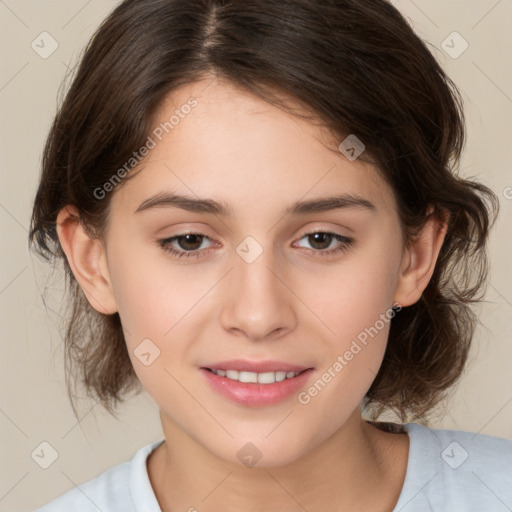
94;79;409;466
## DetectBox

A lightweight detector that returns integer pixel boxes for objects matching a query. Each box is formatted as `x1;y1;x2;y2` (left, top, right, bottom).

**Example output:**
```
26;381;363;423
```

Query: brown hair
29;0;499;423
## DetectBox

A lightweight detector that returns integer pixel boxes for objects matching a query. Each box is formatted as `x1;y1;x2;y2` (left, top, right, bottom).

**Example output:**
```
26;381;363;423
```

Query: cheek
296;286;396;435
312;235;401;342
107;238;209;342
301;236;401;401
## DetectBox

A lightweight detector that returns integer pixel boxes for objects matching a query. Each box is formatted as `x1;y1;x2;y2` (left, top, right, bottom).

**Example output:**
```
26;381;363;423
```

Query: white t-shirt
34;422;512;512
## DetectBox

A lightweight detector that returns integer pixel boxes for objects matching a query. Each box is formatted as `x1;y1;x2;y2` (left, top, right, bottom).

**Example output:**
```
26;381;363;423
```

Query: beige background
0;1;511;510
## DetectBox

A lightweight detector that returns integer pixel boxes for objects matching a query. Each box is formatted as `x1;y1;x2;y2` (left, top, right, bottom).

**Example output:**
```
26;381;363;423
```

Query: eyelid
296;225;350;238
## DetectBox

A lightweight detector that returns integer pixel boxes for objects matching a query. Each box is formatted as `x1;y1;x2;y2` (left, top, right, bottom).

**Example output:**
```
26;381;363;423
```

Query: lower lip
200;368;314;406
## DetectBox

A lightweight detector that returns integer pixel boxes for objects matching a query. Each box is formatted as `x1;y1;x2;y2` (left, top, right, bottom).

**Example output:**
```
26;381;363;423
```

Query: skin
56;78;447;511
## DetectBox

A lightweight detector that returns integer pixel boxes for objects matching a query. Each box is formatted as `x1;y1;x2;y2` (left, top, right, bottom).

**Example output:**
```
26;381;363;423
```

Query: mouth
199;360;314;406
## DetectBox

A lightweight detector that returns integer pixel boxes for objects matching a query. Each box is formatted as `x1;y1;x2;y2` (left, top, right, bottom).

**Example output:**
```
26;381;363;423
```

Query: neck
148;409;409;512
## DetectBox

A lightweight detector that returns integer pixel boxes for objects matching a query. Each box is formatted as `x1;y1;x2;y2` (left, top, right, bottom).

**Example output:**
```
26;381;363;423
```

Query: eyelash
157;230;354;260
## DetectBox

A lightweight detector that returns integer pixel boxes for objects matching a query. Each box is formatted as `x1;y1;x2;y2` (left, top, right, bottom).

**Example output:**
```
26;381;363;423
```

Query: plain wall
0;1;511;510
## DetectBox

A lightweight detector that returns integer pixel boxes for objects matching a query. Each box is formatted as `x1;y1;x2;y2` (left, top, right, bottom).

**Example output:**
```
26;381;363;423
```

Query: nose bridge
221;236;295;340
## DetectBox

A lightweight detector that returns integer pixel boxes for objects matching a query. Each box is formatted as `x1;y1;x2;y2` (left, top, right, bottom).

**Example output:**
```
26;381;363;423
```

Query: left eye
293;231;353;255
158;231;354;259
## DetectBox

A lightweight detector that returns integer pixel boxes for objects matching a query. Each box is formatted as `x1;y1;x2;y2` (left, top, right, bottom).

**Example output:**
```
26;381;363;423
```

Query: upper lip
202;359;312;373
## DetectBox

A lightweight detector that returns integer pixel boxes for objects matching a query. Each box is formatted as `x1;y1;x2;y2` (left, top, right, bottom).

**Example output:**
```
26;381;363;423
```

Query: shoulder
33;461;132;512
34;439;164;512
393;422;512;512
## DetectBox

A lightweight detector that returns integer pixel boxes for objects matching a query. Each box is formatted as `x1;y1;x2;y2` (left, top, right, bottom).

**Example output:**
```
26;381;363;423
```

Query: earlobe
56;205;117;315
393;208;449;307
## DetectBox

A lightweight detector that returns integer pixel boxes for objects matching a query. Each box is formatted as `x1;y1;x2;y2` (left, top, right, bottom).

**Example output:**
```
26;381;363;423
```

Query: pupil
309;233;331;250
180;234;202;250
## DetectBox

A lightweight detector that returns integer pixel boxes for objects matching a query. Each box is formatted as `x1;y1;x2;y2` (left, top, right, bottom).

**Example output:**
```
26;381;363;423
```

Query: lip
201;359;311;373
200;365;315;407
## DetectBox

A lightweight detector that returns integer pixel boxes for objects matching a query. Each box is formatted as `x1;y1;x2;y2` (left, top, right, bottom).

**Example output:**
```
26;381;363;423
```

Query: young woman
30;0;511;510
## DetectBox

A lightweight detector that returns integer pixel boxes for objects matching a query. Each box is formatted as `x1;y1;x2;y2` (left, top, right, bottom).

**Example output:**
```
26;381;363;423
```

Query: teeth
275;371;287;382
225;370;239;380
239;371;257;383
212;369;301;384
258;372;278;384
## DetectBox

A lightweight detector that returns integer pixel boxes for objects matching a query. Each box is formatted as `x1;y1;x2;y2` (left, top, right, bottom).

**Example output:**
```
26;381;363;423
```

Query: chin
209;434;313;469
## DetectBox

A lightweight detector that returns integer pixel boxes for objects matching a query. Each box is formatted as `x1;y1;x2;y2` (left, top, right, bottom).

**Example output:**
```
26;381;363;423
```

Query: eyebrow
134;191;376;216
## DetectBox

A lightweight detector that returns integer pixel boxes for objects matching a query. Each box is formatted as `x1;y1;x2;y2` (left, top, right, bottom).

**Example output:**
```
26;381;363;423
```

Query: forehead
111;79;395;218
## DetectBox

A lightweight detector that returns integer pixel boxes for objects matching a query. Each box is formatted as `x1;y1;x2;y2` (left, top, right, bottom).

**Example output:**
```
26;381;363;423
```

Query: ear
56;205;117;315
393;207;449;307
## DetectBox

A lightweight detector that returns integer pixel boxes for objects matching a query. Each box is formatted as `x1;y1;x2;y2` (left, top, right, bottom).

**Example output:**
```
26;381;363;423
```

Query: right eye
158;232;216;259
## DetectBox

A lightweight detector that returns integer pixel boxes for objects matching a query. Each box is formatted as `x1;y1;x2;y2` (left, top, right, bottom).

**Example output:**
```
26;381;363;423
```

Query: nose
219;246;297;342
